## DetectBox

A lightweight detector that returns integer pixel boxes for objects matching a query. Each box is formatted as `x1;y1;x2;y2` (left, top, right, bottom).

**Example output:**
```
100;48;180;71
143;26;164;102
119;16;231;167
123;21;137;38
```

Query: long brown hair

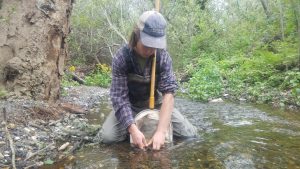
128;25;140;50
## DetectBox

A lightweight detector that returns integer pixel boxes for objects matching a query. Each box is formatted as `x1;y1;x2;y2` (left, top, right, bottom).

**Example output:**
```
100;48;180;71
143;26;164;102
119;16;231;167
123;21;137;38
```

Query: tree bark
279;0;285;40
260;0;271;19
291;0;300;71
297;2;300;71
0;0;73;101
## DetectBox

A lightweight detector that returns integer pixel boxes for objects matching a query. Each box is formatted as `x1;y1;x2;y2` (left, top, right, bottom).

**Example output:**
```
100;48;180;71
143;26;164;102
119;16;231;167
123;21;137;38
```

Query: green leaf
44;158;54;165
279;102;285;107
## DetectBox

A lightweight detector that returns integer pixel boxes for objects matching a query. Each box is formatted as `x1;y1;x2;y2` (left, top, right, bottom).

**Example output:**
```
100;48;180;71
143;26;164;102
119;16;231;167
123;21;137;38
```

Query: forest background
64;0;300;109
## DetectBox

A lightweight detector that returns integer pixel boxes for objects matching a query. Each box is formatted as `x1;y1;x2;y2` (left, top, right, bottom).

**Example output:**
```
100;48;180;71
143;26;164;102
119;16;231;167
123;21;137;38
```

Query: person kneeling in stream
100;10;197;150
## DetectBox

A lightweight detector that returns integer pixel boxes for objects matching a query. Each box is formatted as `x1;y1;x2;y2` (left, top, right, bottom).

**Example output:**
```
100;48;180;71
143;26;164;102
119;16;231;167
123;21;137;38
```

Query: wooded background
0;0;299;108
68;0;300;107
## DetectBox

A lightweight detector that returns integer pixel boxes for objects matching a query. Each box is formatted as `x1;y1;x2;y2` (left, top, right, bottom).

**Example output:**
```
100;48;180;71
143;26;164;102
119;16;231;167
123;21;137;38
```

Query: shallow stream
70;98;300;169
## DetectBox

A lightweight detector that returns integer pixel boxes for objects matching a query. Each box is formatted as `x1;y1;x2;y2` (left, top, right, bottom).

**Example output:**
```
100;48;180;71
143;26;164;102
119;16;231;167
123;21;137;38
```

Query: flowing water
71;98;300;169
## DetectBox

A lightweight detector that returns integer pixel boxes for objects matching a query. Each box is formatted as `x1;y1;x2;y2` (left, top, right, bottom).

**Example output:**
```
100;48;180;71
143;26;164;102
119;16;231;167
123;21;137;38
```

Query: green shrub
61;73;80;88
280;71;300;90
84;64;111;88
186;58;223;101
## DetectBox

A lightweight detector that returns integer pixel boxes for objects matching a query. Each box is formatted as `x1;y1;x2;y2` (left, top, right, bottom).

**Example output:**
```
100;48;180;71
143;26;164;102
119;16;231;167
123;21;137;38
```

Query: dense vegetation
66;0;300;109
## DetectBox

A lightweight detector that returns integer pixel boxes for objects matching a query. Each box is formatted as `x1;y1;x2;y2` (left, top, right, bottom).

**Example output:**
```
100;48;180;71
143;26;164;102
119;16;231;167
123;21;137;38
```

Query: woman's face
134;40;156;58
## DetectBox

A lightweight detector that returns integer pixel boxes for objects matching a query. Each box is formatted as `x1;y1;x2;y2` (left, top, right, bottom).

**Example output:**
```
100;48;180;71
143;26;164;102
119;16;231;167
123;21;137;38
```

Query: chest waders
124;45;173;143
124;45;162;108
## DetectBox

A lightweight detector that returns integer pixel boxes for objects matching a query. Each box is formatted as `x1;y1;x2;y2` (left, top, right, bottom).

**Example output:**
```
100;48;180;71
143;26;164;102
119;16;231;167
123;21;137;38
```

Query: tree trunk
291;0;300;71
260;0;271;19
279;0;285;40
297;2;300;71
0;0;73;102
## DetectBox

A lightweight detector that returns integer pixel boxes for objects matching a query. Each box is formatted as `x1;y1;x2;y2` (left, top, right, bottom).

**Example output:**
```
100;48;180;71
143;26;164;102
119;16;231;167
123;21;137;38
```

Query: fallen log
70;72;85;84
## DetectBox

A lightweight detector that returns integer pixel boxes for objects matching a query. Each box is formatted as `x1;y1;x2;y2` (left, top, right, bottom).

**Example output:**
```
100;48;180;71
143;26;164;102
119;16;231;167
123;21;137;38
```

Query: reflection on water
71;98;300;169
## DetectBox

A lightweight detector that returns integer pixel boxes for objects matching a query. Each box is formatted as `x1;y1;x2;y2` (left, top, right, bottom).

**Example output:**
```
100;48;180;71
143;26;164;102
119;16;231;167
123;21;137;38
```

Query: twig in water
70;139;84;154
3;107;16;169
24;163;37;169
24;143;55;161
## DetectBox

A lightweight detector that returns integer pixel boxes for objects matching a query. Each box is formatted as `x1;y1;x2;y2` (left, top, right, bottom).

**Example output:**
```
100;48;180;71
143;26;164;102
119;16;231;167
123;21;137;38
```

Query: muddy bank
0;86;108;168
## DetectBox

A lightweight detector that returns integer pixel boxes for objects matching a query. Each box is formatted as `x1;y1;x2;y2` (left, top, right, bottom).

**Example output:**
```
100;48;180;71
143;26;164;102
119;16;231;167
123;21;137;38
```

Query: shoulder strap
155;49;161;74
123;45;134;73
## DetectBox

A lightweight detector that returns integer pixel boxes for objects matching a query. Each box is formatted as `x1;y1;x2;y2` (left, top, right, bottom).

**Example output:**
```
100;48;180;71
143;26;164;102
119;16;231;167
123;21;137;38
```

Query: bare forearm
157;93;174;134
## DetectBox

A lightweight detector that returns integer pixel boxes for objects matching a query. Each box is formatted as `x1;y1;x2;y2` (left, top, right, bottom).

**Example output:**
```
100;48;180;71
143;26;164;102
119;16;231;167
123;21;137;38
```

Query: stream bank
0;86;108;168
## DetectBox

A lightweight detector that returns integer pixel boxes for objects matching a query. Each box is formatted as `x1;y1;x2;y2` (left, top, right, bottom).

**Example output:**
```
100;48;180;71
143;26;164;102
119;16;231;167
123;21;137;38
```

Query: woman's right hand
128;124;147;149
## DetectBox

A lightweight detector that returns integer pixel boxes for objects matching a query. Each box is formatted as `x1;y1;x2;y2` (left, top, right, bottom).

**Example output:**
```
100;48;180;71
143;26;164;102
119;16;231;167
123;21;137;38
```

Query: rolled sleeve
158;50;178;94
110;48;134;129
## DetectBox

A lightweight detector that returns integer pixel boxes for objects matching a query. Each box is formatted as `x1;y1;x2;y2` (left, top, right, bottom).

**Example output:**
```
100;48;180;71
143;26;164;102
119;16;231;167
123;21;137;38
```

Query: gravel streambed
0;86;108;168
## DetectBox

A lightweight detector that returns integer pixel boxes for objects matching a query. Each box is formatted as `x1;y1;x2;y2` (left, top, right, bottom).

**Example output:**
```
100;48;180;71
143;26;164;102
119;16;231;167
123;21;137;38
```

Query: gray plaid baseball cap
137;10;167;49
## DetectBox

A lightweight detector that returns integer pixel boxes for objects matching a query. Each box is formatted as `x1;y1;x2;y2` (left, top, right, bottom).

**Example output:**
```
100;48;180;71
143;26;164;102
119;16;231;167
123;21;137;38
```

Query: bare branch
103;10;128;44
3;108;16;169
